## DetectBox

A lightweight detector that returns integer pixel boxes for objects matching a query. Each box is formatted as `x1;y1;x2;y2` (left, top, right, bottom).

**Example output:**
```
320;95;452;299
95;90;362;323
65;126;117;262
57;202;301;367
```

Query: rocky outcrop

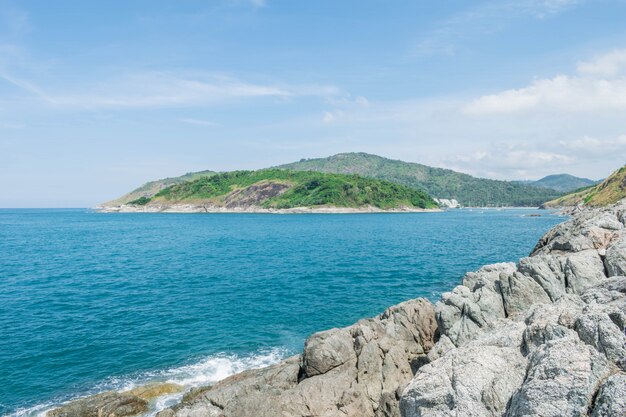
156;299;437;417
46;392;149;417
46;383;183;417
401;200;626;417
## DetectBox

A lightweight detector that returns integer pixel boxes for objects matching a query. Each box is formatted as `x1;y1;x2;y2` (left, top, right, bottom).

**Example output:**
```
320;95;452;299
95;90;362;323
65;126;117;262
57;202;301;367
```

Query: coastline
25;201;626;417
95;204;443;214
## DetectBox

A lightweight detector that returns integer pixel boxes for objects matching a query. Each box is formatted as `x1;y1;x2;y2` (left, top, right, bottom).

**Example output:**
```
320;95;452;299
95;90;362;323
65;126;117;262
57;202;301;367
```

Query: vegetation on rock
103;170;216;206
278;152;562;207
543;165;626;208
141;169;438;209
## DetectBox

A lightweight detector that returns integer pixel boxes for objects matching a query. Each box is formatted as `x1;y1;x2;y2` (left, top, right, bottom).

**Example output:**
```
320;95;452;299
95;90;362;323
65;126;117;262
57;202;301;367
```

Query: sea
0;208;564;416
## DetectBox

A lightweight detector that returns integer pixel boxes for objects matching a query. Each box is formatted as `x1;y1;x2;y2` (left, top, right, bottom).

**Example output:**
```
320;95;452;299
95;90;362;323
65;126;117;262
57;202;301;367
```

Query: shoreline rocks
95;204;442;214
46;392;149;417
46;383;183;417
401;199;626;417
157;299;437;417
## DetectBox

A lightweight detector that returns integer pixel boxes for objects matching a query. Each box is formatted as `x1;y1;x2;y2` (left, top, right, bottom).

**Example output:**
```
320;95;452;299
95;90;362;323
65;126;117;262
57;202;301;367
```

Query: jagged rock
159;298;436;417
581;275;626;306
499;271;552;316
591;373;626;417
435;263;514;346
401;336;526;417
47;392;148;417
425;335;455;362
575;312;626;369
303;327;356;377
605;238;626;276
507;333;612;417
402;202;626;417
532;205;624;255
517;255;566;301
127;382;184;401
563;250;606;293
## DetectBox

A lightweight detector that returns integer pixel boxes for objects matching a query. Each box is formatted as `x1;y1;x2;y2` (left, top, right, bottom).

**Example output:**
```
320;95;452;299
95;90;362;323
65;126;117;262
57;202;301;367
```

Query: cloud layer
464;50;626;114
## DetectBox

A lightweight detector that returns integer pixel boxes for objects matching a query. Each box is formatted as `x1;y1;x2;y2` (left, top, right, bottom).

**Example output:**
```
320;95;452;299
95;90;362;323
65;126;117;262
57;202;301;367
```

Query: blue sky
1;0;626;207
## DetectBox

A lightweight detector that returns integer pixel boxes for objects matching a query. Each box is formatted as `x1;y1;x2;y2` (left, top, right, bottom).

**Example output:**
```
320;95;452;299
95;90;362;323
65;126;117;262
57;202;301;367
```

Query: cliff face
401;201;626;417
49;200;626;417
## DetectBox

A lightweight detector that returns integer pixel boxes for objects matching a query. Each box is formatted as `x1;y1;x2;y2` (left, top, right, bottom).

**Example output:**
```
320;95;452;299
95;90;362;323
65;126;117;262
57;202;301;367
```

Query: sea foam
9;348;288;417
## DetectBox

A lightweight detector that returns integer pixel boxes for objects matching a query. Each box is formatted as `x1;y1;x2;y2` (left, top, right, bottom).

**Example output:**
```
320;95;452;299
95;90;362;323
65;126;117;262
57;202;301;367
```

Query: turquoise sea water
0;209;563;416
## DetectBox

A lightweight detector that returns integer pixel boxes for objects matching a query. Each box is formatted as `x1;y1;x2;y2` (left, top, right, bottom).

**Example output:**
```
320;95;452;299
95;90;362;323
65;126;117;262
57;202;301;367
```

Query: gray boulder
506;332;612;417
47;392;148;417
517;255;566;301
605;237;626;276
159;298;437;417
401;345;526;417
575;313;626;369
435;263;514;346
403;202;626;417
563;250;606;293
499;271;551;316
401;320;527;417
591;373;626;417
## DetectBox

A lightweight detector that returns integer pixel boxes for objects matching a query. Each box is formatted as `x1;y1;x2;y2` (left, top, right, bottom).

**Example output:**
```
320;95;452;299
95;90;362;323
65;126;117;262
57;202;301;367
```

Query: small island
98;169;440;213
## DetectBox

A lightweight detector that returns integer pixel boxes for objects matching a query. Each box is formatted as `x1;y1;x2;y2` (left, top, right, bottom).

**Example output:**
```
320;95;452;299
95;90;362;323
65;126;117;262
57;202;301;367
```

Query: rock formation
48;200;626;417
156;299;437;417
401;200;626;417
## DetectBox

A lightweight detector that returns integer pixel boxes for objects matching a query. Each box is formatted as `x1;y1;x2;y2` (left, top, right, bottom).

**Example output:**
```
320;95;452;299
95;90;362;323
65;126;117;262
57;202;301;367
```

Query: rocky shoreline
49;200;626;417
96;204;442;214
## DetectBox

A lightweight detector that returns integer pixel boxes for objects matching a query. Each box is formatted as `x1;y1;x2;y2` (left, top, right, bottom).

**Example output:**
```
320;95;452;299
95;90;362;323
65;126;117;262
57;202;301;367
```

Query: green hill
126;169;438;210
542;165;626;208
520;174;598;193
277;153;562;207
103;170;216;206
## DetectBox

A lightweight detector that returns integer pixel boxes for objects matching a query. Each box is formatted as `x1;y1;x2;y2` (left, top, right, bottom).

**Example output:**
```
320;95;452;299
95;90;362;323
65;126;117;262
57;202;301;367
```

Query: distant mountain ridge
518;174;598;193
102;152;569;208
277;153;562;207
542;165;626;208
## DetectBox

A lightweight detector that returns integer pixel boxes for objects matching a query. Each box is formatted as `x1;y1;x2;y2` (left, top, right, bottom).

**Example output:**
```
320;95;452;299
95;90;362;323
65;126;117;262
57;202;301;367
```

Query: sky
1;0;626;207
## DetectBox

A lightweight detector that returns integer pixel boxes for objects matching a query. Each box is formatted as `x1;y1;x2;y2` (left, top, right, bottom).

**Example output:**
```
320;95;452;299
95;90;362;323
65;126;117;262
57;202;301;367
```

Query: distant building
434;198;460;208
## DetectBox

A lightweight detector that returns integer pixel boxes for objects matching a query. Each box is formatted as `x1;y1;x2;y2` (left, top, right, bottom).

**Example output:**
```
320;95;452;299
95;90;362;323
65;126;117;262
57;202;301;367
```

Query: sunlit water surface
0;209;564;415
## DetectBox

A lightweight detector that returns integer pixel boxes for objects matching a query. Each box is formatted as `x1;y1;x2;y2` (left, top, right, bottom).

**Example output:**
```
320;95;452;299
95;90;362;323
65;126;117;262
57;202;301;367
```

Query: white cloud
443;145;575;179
463;49;626;115
441;133;626;180
0;72;340;110
322;111;336;124
521;0;581;18
52;73;291;108
412;0;582;57
577;50;626;77
178;118;220;127
0;71;50;97
559;135;626;153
